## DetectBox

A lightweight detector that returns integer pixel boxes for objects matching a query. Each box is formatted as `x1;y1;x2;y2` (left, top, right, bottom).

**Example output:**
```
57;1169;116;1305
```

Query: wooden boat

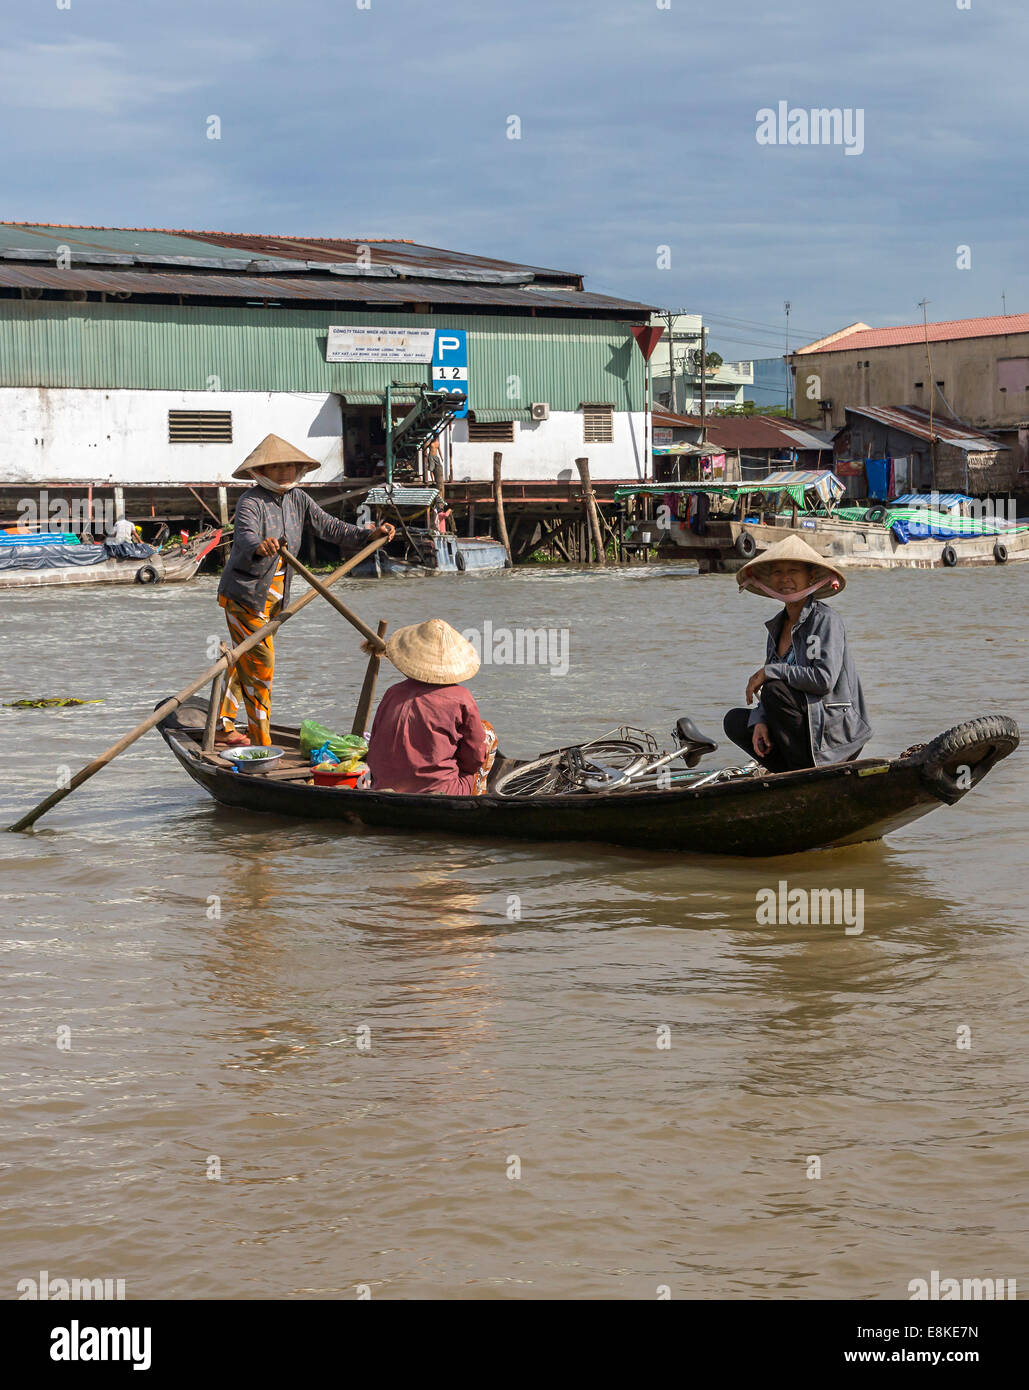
0;528;223;590
348;526;509;577
617;474;1029;571
157;702;1019;856
349;483;509;575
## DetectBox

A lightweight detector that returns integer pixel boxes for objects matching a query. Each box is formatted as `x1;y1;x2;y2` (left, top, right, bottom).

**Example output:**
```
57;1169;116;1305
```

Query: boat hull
349;529;509;577
158;711;1019;857
0;530;222;590
669;518;1029;570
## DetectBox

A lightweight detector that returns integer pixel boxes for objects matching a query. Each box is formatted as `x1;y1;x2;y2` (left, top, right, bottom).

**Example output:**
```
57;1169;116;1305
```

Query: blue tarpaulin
865;458;891;501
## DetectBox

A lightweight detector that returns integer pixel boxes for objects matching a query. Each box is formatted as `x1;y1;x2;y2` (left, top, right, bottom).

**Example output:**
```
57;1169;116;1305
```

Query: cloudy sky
3;0;1025;361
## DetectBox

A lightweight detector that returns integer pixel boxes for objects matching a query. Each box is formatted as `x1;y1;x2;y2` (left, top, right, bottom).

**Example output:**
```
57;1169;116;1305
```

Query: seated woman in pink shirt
365;619;497;795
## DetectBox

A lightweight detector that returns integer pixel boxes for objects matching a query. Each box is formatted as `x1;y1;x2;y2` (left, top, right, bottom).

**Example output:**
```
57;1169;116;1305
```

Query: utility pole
699;325;707;435
661;310;677;411
1002;290;1007;315
918;298;936;490
784;301;792;415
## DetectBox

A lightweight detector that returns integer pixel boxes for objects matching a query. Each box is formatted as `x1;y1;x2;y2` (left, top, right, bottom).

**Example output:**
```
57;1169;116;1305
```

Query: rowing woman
722;535;871;773
217;434;394;746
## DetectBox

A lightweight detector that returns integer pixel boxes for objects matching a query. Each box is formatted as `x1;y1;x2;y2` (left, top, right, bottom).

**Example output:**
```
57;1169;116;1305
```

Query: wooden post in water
352;620;388;737
575;457;606;566
492;451;512;565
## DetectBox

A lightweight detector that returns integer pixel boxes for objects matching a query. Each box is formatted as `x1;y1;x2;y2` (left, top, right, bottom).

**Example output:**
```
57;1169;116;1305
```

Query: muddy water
0;565;1025;1299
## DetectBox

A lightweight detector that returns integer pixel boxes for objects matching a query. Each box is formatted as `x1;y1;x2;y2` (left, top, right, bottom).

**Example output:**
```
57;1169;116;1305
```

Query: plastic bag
300;720;368;759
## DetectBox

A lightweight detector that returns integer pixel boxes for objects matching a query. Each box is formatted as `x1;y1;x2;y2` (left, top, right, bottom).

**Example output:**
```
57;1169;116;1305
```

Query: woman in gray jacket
216;434;393;746
723;536;871;772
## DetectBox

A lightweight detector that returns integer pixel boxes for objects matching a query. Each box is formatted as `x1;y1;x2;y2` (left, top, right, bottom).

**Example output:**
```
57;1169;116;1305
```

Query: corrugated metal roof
0;223;582;287
795;314;1029;354
651;405;702;430
0;264;651;313
365;485;440;506
698;415;834;451
843;405;1008;453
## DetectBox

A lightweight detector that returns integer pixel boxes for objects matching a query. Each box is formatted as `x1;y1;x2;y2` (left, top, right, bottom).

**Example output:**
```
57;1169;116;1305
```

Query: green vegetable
3;698;103;708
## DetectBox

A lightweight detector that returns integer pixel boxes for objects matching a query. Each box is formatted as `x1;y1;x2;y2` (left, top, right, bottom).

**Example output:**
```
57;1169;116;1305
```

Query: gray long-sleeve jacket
748;599;871;765
218;485;369;613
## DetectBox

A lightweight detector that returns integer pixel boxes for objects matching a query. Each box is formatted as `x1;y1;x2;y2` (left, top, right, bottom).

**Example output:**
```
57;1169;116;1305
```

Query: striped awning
364;485;440;507
468;408;532;422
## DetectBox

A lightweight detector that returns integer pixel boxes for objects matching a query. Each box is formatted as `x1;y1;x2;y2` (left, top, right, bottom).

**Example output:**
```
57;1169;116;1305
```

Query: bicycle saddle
674;716;719;768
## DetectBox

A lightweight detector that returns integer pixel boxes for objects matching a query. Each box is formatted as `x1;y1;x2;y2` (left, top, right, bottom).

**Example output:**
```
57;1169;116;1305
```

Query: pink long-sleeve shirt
366;678;487;795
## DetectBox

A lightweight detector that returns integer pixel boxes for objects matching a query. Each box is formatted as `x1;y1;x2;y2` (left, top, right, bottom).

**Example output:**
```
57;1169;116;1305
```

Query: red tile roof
795;314;1029;354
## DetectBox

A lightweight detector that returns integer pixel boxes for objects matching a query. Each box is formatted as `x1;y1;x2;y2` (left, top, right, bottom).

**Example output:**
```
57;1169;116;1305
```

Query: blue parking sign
432;330;468;418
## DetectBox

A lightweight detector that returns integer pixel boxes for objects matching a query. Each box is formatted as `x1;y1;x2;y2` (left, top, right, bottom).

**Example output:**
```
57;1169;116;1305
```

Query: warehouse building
0;224;654;500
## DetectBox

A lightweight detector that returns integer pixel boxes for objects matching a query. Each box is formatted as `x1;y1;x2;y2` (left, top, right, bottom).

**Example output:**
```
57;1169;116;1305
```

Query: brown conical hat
736;533;846;598
232;434;320;481
384;619;480;685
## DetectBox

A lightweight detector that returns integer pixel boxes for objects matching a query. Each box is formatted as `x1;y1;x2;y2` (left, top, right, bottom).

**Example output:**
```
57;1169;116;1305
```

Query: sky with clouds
2;0;1025;361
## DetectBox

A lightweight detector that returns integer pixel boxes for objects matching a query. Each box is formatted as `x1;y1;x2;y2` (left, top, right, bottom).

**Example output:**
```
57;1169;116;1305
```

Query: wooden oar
278;548;387;652
352;619;388;736
7;534;388;833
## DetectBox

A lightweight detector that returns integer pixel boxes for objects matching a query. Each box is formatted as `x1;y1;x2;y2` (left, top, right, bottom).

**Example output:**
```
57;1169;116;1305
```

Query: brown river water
0;564;1026;1300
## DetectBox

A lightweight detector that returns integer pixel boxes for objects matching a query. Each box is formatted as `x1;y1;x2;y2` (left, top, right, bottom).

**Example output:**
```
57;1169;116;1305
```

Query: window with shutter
168;411;233;444
582;406;614;443
466;419;516;443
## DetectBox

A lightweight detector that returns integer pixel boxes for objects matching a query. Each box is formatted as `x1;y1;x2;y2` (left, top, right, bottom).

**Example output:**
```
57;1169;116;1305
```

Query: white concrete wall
450;410;645;482
0;388;345;485
0;388;646;485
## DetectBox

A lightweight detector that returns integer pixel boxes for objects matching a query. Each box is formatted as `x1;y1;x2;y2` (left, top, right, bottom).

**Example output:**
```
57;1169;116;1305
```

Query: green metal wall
0;303;644;411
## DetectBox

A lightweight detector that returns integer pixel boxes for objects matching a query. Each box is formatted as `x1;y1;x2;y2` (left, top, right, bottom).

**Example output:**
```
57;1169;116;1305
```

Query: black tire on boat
455;549;467;572
993;541;1009;564
135;564;160;584
503;556;513;569
941;544;958;567
917;714;1020;804
735;532;757;559
865;505;887;524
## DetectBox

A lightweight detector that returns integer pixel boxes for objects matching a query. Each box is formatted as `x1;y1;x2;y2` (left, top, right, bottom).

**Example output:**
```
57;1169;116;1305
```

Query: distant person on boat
217;434;394;747
364;619;498;795
110;517;142;544
434;503;453;535
722;535;871;773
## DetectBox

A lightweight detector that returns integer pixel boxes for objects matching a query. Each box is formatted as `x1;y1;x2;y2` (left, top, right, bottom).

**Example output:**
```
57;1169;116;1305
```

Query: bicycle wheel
493;754;572;797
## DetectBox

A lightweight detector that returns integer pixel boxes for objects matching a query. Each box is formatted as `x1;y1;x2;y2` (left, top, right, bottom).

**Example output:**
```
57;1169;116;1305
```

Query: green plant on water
3;698;103;709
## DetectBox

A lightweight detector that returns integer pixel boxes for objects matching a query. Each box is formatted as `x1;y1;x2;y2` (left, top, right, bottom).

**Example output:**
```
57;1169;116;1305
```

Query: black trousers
723;678;814;772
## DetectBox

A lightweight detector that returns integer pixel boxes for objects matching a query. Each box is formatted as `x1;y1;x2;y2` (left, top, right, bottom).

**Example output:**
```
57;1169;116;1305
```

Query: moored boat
157;700;1019;857
0;527;224;590
617;472;1029;570
349;484;509;575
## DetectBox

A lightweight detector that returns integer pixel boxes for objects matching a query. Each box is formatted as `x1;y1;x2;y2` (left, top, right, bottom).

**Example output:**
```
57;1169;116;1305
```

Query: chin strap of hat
742;576;841;603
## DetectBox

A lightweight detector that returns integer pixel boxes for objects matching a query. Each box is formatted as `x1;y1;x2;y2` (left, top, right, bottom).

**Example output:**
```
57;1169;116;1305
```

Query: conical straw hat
232;434;320;480
385;619;480;684
736;533;846;598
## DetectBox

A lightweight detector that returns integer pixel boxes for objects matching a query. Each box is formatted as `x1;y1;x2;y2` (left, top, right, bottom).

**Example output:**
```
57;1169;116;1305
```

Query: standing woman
217;434;394;746
723;535;871;772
